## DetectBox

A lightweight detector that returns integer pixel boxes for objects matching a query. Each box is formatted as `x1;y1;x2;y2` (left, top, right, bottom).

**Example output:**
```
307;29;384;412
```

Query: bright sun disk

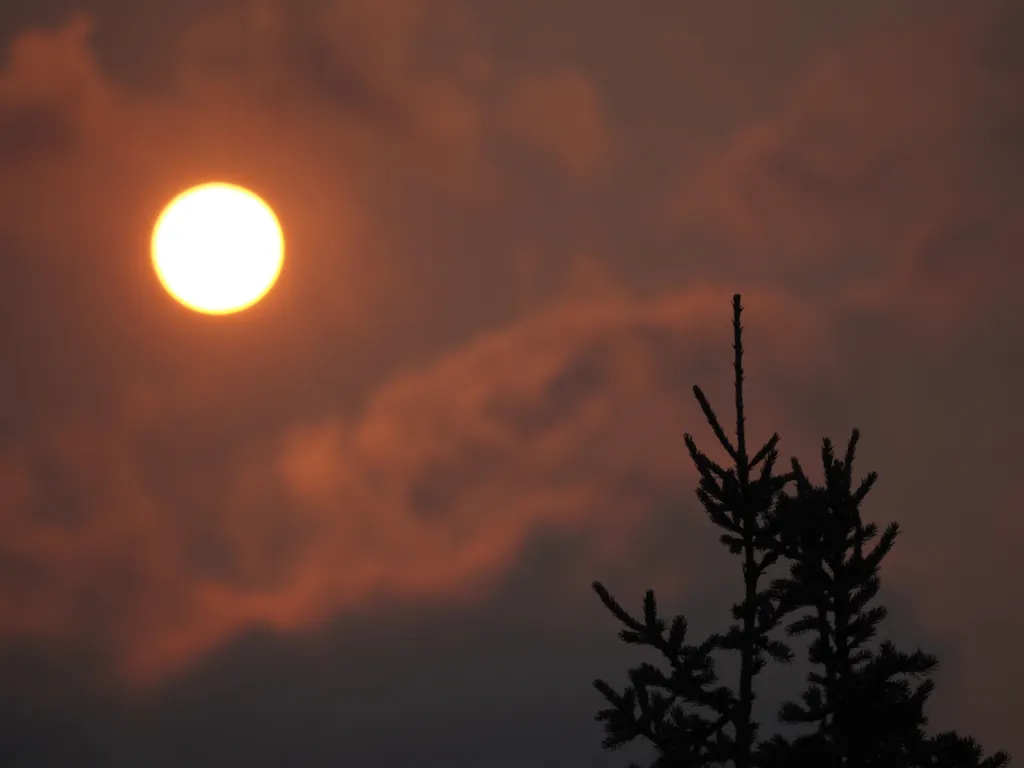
151;182;284;315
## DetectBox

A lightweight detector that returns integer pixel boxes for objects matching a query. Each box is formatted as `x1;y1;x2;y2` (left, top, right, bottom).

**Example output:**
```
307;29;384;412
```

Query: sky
0;0;1021;764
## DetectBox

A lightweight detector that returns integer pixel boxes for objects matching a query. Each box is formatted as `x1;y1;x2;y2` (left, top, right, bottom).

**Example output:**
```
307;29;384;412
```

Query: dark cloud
672;3;1023;267
0;101;76;165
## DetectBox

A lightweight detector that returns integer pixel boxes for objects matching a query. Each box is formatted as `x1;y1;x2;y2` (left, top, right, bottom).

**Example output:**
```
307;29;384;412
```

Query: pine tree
757;431;1010;768
591;294;1011;767
592;295;795;767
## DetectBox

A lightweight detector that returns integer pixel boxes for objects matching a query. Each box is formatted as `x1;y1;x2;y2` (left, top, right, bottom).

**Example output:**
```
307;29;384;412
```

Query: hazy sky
0;1;1021;764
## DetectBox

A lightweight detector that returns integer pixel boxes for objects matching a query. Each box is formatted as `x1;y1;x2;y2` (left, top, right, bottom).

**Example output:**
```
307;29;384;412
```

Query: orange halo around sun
151;182;285;315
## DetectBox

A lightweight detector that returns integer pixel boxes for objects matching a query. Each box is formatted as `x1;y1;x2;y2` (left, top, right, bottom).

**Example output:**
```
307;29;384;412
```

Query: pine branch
591;581;739;763
690;387;738;463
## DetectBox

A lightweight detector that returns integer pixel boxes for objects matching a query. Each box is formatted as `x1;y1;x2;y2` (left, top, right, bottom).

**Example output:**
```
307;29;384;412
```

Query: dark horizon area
0;1;1021;764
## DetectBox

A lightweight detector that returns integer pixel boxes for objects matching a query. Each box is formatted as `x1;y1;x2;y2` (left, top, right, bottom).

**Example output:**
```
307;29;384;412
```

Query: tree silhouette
591;294;1009;767
758;431;1009;767
592;294;793;767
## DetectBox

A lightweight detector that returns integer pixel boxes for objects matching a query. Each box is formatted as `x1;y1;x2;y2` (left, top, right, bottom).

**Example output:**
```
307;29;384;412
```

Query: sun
151;182;285;315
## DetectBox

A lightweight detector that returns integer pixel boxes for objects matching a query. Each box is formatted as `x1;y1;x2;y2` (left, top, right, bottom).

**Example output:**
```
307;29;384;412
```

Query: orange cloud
0;14;111;154
0;277;832;686
0;11;846;684
500;68;615;179
670;3;1024;341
